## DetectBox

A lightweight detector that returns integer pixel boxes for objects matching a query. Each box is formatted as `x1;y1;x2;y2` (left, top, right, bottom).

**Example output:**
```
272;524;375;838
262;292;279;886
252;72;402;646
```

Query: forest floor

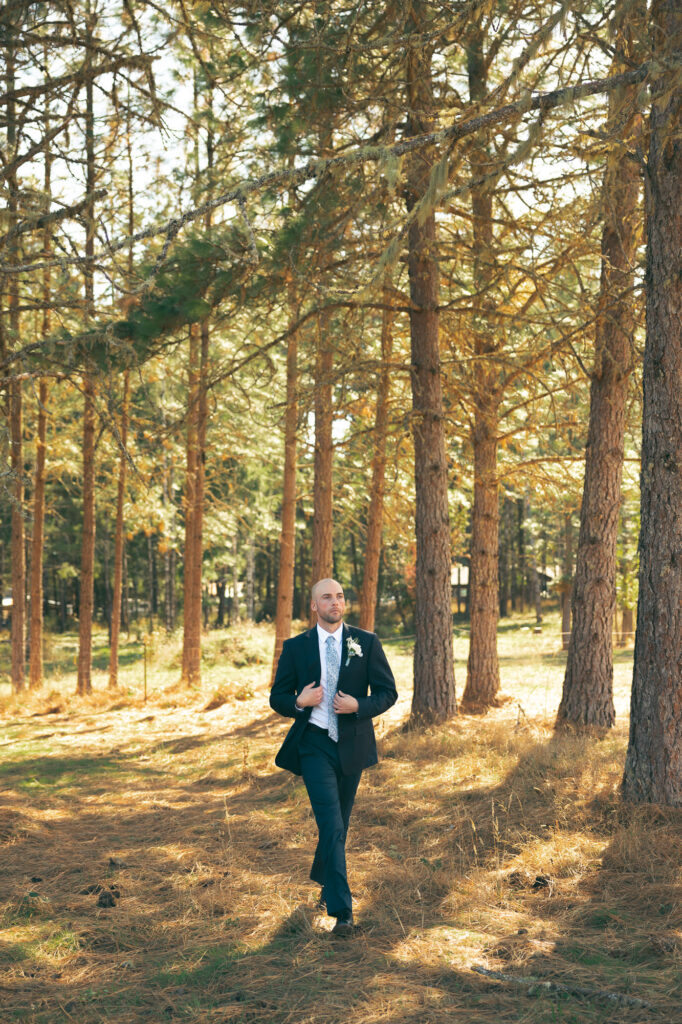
1;614;681;1024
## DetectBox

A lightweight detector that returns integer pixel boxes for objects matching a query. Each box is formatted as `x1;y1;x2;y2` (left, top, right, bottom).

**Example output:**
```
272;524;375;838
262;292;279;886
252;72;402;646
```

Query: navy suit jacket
270;624;397;776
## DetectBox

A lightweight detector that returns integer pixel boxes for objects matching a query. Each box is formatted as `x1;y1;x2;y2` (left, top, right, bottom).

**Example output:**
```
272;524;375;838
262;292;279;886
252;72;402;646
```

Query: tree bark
181;78;212;683
231;533;240;622
297;518;309;620
9;375;24;693
561;512;574;651
359;286;394;632
162;397;176;633
271;281;299;683
462;18;501;707
28;380;48;689
620;606;634;646
246;537;255;620
405;5;456;723
310;309;334;605
5;26;24;693
76;14;97;697
181;323;199;682
28;80;52;691
557;4;642;728
516;497;526;611
526;496;543;626
622;0;682;803
77;375;96;695
498;498;510;619
146;533;155;632
122;546;130;634
181;318;207;685
216;576;226;627
463;415;500;705
108;371;128;688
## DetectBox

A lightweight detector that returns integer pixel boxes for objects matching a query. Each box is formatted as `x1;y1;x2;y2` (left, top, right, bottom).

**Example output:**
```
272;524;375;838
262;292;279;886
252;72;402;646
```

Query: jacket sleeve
354;634;398;721
269;639;305;719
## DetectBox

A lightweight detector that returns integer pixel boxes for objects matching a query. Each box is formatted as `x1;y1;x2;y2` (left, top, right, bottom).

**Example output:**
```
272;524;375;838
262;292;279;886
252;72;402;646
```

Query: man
270;578;397;935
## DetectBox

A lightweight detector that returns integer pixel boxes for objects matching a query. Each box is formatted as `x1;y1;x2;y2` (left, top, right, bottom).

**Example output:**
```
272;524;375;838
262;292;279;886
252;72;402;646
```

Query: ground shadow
2;711;676;1023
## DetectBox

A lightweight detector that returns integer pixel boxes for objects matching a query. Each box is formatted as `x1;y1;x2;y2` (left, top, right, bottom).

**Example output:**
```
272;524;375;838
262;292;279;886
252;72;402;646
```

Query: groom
270;578;397;935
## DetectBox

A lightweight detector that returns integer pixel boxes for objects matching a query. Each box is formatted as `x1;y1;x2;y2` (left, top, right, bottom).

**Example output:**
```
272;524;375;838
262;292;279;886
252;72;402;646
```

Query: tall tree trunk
122;546;130;634
110;111;134;684
77;376;96;695
102;540;112;639
231;533;240;622
29;77;52;691
246;537;255;620
616;510;635;647
557;4;642;728
181;322;204;684
29;380;48;689
271;283;299;682
516;497;526;611
164;535;175;634
108;371;129;688
182;82;212;682
462;16;501;707
310;310;334;604
57;571;66;633
463;412;500;705
359;287;394;632
525;495;543;626
162;393;176;633
298;520;309;620
622;0;682;803
405;6;456;723
146;533;155;632
560;512;574;651
9;375;24;693
499;497;511;618
216;576;226;627
76;9;97;696
6;25;24;693
620;605;634;646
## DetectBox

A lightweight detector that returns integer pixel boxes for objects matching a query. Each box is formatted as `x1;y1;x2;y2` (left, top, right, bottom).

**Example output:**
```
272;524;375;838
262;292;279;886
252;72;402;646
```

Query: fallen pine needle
471;965;656;1010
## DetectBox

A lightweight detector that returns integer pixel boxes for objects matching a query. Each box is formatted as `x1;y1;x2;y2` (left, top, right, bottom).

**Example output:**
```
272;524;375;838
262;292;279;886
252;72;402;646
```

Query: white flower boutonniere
345;635;363;667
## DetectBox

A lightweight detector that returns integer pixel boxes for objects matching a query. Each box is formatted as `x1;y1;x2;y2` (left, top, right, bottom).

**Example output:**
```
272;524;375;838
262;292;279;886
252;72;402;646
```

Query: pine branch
6;60;657;282
0;86;80;182
0;53;153;105
0;188;108;248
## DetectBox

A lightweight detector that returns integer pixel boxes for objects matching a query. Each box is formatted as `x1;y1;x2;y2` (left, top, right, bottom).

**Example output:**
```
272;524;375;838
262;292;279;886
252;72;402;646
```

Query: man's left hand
333;690;359;714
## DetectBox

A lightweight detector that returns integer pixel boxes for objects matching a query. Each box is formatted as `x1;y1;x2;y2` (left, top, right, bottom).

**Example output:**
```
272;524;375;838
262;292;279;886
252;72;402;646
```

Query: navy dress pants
298;724;362;919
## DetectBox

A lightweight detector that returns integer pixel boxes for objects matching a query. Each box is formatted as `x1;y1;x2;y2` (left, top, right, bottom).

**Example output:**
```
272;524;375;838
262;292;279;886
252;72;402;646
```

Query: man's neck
317;620;343;635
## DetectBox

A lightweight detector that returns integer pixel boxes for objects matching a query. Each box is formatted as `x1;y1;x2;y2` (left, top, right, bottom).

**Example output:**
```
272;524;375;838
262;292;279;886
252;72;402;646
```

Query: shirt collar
317;622;343;646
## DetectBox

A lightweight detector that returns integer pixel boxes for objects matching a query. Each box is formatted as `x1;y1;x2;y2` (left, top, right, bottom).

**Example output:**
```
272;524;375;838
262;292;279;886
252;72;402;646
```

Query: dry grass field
1;615;681;1023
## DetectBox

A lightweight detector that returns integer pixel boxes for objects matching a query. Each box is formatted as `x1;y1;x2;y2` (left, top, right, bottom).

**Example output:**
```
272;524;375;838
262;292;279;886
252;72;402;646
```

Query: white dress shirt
309;623;343;730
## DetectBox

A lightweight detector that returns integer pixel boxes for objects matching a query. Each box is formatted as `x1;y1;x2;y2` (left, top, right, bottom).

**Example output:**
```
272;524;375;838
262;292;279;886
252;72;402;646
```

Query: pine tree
622;0;682;803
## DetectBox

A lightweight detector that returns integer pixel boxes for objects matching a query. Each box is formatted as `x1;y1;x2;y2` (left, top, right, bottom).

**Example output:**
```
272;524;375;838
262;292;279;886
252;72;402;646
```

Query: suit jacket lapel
335;624;350;688
305;627;321;685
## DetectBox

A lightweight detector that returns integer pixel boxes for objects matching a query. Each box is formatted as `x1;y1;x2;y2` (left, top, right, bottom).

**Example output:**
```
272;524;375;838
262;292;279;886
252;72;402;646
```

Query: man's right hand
296;682;323;707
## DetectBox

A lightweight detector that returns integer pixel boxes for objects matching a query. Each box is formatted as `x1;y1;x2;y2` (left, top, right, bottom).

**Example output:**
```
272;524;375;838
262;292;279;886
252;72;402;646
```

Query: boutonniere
345;635;363;666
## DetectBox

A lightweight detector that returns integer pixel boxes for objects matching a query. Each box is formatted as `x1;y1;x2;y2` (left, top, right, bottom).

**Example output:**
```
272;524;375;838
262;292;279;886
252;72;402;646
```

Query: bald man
270;579;397;935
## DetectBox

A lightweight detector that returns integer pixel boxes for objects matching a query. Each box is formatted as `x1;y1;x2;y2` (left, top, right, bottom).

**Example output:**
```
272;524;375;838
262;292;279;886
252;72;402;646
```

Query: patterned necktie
325;634;340;742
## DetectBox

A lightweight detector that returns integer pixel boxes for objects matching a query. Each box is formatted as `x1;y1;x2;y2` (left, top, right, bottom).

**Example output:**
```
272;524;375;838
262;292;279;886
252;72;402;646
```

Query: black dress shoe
331;913;354;936
316;890;326;911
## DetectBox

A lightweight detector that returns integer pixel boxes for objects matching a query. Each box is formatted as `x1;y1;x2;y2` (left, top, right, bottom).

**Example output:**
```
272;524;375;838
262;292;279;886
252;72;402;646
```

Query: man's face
311;580;345;629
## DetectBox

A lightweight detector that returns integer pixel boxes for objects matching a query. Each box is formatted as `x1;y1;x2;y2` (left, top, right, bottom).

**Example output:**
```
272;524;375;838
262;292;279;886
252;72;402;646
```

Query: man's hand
333;690;359;714
296;682;323;708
